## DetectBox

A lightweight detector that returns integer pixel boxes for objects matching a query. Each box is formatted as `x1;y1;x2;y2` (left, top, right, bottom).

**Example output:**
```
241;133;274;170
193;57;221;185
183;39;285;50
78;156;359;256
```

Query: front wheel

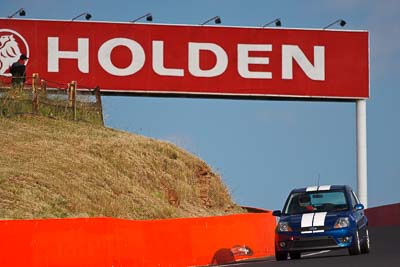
348;230;361;255
360;228;370;254
289;252;301;259
275;246;288;261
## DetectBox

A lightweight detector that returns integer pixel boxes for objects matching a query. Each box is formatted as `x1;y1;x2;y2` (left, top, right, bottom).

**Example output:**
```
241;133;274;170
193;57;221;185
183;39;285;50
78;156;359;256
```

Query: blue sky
2;0;399;210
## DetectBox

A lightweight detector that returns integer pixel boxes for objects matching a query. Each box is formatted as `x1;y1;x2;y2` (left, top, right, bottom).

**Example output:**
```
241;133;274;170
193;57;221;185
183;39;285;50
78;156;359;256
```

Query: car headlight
334;217;349;229
278;222;292;232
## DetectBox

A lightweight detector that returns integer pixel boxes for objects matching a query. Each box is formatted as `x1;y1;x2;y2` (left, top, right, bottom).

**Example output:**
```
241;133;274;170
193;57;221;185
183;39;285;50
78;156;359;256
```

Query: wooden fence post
32;73;39;114
95;86;104;126
67;83;72;107
40;79;47;97
71;81;77;120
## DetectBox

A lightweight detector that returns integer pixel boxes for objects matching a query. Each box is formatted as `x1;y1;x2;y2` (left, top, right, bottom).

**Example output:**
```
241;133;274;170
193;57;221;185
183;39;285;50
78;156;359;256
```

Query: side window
350;191;360;208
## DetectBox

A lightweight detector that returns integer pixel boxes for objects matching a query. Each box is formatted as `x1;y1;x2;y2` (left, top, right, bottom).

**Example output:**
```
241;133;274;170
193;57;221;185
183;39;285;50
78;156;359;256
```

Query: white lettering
282;45;325;80
238;44;272;79
152;41;184;76
47;36;328;83
48;37;89;73
98;38;145;76
188;42;228;77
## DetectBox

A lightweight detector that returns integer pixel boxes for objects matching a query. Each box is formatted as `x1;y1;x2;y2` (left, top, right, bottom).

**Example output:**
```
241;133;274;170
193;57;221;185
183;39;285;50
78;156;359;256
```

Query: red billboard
0;18;369;99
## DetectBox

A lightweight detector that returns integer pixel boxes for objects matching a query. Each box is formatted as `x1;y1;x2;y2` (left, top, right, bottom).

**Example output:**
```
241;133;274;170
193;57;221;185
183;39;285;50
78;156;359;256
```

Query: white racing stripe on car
306;185;332;191
301;212;327;233
306;186;318;192
301;213;314;227
302;250;331;257
318;185;331;191
301;213;314;233
313;212;327;228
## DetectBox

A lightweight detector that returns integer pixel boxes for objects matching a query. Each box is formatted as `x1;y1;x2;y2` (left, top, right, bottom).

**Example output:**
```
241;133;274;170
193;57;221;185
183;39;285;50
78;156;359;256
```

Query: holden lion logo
0;29;29;76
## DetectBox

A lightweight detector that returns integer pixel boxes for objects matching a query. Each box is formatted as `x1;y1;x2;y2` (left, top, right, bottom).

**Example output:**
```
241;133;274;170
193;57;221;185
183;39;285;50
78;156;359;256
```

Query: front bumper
275;228;355;252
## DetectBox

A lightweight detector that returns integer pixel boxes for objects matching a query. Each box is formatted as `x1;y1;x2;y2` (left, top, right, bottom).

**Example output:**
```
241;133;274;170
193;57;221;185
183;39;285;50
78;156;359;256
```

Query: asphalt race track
221;227;400;267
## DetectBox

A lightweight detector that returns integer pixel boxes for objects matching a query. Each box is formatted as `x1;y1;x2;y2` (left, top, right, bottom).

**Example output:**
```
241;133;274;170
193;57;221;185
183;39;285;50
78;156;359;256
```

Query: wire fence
0;73;104;125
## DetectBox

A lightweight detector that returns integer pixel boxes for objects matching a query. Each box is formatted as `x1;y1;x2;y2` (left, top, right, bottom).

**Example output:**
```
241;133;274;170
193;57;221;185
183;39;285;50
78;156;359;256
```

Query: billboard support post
356;99;368;208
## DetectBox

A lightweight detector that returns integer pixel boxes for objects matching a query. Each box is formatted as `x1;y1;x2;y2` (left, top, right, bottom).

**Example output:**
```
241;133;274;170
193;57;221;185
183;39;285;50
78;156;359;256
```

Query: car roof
290;185;352;194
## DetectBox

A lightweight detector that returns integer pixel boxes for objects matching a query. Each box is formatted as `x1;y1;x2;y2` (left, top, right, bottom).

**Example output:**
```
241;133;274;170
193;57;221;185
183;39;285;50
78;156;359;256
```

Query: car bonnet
279;210;350;232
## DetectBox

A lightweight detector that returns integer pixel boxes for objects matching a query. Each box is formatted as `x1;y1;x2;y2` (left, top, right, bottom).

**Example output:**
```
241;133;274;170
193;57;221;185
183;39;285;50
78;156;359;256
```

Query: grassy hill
0;115;242;220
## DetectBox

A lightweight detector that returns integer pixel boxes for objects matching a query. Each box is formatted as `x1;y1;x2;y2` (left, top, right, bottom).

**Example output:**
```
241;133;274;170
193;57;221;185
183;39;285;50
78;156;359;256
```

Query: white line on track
302;250;331;257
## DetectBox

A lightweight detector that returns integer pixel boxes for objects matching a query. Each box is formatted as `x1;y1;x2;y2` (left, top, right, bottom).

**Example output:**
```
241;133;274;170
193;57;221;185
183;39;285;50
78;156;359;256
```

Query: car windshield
283;190;349;215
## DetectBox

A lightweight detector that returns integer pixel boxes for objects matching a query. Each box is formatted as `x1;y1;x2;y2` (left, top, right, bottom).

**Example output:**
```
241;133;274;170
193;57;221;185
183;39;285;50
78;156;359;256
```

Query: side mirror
272;210;282;217
355;204;364;211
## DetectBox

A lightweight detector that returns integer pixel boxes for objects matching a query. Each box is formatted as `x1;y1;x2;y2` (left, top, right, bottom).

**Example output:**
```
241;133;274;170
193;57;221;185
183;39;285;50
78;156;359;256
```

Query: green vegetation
0;102;243;220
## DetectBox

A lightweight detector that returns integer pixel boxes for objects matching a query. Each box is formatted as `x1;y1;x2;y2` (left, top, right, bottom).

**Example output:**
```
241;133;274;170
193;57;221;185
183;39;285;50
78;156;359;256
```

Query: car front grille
292;237;337;249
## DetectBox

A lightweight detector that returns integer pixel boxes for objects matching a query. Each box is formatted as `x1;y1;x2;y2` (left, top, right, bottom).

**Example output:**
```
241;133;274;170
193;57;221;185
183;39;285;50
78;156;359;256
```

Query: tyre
348;229;361;255
275;246;288;261
360;228;370;254
275;251;288;261
290;252;301;259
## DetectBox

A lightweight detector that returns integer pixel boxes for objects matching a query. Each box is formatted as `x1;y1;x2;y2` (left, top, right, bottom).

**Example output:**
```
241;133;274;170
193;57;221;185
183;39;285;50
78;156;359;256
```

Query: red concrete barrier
365;203;400;227
0;212;275;267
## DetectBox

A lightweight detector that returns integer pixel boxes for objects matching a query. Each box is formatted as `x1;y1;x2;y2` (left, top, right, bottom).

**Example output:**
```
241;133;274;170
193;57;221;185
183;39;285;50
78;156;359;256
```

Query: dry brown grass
0;115;243;220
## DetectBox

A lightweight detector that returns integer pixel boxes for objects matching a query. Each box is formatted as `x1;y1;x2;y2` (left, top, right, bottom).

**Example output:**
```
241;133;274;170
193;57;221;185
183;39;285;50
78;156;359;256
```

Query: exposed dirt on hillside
0;115;243;220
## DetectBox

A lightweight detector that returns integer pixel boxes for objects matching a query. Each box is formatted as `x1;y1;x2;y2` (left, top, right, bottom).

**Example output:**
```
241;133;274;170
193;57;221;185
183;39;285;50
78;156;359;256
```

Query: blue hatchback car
272;185;370;261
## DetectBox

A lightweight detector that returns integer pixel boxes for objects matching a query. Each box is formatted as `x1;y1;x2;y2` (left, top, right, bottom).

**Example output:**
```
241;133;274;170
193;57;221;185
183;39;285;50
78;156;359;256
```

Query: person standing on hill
10;54;28;90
